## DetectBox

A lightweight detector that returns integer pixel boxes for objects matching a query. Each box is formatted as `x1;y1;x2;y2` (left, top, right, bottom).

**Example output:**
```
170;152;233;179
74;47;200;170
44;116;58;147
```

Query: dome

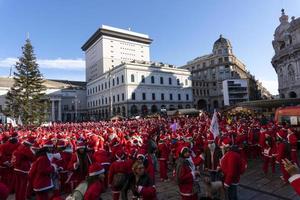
213;35;232;55
213;35;232;49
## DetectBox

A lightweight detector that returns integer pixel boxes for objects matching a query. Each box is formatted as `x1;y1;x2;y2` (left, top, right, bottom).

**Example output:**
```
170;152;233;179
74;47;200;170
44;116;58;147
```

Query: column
58;100;62;122
51;100;55;122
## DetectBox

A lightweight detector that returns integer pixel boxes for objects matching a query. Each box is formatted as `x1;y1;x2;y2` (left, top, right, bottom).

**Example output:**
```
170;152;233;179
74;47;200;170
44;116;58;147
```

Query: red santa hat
207;133;214;143
277;130;287;139
76;141;86;150
42;140;54;148
221;137;232;148
23;136;36;146
179;145;190;155
56;140;66;148
88;163;105;177
137;149;147;159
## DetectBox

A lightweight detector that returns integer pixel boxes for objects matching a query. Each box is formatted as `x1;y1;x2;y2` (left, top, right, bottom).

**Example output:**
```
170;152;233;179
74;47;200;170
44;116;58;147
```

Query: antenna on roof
26;32;30;40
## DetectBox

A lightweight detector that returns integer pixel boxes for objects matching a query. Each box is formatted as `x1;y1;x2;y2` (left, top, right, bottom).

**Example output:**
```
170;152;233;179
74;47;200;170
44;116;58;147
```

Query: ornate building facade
272;9;300;98
181;35;271;111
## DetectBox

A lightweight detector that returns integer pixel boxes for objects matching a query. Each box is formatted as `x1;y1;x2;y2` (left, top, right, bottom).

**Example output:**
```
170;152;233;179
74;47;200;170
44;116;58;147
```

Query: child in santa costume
175;146;200;200
84;163;106;200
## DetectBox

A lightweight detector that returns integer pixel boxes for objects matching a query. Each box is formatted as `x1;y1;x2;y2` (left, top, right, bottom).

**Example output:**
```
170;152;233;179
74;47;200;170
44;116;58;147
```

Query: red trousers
159;159;168;180
14;171;29;200
291;150;299;166
35;191;50;200
262;156;275;174
181;194;197;200
112;190;121;200
280;163;290;182
1;168;15;193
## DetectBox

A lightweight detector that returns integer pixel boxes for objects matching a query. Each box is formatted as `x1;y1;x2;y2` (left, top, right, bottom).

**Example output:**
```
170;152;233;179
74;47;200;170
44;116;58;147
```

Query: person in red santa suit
108;150;132;200
262;136;276;175
203;134;223;182
287;128;299;166
121;160;157;200
282;158;300;196
67;141;92;190
84;163;106;200
157;135;170;182
0;132;19;193
176;146;200;200
220;140;246;200
276;129;290;183
53;141;73;194
12;136;36;200
28;140;58;200
137;149;155;184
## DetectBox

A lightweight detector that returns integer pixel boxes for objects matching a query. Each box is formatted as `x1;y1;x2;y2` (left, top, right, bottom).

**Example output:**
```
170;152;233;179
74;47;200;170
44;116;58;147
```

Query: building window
178;94;181;101
63;105;68;111
131;74;135;82
152;93;156;100
113;96;115;103
177;79;180;85
186;94;189;101
102;98;104;105
132;93;136;100
101;84;103;90
117;77;119;85
185;79;188;86
161;93;165;101
113;78;115;86
121;75;124;83
105;82;107;89
160;77;164;84
169;77;172;85
170;93;173;100
141;75;145;83
151;76;155;84
203;62;206;68
105;98;107;104
93;88;95;94
117;95;120;102
122;93;125;101
210;60;215;65
218;58;223;63
142;93;146;100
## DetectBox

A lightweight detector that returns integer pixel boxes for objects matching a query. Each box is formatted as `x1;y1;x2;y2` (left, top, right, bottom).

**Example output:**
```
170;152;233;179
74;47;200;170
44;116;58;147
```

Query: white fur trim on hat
89;168;105;177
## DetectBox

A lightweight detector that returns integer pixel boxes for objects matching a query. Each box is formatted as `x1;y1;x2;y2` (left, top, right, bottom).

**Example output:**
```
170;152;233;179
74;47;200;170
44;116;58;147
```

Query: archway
213;100;219;109
141;105;148;115
197;99;207;110
130;105;138;116
289;91;297;98
151;105;158;113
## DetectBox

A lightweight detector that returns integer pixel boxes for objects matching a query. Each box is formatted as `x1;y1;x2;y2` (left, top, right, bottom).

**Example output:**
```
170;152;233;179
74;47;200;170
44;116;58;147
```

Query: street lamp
72;96;80;122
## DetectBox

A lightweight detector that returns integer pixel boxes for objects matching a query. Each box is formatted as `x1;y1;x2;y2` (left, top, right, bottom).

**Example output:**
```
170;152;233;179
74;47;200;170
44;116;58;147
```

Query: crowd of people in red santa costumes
0;112;298;200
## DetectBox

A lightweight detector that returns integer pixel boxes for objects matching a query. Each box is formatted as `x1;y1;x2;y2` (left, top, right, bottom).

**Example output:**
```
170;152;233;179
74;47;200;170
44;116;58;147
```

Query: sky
0;0;300;95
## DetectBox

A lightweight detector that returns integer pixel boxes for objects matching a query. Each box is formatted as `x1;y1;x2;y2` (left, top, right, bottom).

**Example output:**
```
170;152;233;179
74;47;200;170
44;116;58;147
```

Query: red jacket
12;144;35;173
288;174;300;196
0;141;19;168
220;150;246;186
177;159;195;197
108;160;131;186
29;155;56;192
84;180;105;200
158;143;169;160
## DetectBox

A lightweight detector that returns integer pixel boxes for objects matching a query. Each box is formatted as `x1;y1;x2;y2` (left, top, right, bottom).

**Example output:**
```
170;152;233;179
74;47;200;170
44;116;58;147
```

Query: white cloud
0;57;85;70
260;79;278;95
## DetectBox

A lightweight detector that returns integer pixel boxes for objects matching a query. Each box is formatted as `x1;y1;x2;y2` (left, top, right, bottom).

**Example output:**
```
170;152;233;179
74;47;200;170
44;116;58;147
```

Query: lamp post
72;96;80;122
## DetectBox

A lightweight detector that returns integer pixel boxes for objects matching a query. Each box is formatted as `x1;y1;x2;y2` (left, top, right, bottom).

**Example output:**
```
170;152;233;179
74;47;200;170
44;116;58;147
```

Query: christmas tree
4;39;48;125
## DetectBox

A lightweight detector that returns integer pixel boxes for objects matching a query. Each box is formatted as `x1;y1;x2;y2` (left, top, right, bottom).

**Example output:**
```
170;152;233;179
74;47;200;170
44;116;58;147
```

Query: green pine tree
4;39;49;126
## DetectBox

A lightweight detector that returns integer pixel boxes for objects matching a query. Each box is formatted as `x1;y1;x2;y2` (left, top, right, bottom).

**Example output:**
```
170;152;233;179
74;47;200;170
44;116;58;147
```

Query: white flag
210;110;219;139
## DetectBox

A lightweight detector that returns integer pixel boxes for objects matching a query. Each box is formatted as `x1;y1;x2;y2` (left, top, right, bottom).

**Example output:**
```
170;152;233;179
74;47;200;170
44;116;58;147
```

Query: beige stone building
272;9;300;98
181;35;270;111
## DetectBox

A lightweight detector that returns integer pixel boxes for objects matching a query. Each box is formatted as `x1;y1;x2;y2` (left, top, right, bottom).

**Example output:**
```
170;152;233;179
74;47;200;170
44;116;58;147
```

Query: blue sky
0;0;299;94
